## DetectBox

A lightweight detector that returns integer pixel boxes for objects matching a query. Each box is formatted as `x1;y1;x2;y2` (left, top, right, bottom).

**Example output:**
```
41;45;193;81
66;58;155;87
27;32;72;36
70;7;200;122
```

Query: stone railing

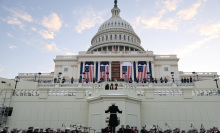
193;89;220;96
13;90;39;96
18;73;54;76
153;89;183;96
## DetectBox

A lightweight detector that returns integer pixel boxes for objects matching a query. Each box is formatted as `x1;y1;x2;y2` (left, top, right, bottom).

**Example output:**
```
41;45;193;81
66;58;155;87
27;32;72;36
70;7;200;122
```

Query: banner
122;62;132;82
84;62;94;82
138;61;148;82
100;62;109;81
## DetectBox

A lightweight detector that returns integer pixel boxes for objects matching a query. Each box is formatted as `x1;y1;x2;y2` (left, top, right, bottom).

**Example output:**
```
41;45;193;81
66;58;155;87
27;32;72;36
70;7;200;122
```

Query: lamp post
106;72;109;82
214;75;219;88
147;72;150;83
13;76;20;95
192;72;196;82
171;72;174;83
34;73;37;82
57;72;62;87
38;72;41;83
83;72;86;83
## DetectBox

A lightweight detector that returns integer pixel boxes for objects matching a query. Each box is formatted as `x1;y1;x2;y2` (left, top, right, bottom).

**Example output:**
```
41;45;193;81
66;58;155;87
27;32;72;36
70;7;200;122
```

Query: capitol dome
87;2;145;53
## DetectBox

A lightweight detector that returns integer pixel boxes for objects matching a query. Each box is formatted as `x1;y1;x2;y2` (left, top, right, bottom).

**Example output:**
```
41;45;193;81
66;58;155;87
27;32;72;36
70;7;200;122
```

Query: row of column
97;46;136;52
78;61;154;81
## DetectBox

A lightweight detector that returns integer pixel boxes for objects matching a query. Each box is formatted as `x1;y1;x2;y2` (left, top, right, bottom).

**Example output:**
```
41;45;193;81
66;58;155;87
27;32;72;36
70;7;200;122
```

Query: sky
0;0;220;79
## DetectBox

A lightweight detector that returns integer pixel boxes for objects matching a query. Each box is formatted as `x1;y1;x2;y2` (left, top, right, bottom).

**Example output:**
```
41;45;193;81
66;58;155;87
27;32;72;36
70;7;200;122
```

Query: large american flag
122;62;132;82
84;62;94;82
100;63;109;81
138;62;148;82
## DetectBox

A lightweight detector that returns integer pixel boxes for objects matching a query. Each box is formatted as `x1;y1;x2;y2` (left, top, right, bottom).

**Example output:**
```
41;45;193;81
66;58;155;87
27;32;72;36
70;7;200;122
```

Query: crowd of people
1;125;220;133
102;125;220;133
0;126;85;133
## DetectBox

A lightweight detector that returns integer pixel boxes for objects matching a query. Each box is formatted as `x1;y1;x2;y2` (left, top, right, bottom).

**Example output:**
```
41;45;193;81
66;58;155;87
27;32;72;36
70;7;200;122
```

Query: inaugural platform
0;0;220;132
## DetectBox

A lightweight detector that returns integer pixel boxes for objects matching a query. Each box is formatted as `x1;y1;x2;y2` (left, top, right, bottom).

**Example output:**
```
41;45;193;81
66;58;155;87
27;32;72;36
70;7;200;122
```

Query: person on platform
33;128;39;133
105;103;122;133
164;77;168;83
39;128;44;133
56;128;61;133
125;125;131;133
190;76;193;83
62;77;65;83
134;127;139;133
65;128;70;133
54;78;57;83
181;78;184;83
187;78;189;83
118;125;125;133
200;127;205;133
184;77;186;83
141;127;147;133
21;130;26;133
71;77;74;84
155;78;157;83
93;78;96;83
27;127;34;133
45;127;50;133
213;127;220;133
136;77;139;83
160;77;163;83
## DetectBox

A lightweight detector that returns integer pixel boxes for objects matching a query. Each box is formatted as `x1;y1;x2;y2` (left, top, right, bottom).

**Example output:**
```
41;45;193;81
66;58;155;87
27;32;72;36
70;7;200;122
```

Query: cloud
41;13;62;32
31;27;37;31
139;16;178;31
177;1;202;20
38;30;55;39
7;33;14;38
9;45;17;49
174;35;215;58
0;65;6;72
74;7;105;33
200;21;220;38
174;21;220;57
163;0;178;11
65;52;76;55
4;7;33;22
5;17;24;28
43;43;59;51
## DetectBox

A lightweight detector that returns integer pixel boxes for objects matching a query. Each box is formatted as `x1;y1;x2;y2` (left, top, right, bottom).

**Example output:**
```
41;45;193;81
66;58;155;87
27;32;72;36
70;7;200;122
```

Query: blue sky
0;0;220;79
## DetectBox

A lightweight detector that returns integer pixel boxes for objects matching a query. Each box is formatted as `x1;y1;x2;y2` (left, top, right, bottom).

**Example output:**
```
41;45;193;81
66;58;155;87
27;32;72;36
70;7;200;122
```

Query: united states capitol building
0;1;220;132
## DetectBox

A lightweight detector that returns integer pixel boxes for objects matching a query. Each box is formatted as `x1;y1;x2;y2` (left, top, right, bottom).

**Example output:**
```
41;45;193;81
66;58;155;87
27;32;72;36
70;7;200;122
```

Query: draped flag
138;61;148;82
100;62;109;81
122;62;132;82
84;62;94;82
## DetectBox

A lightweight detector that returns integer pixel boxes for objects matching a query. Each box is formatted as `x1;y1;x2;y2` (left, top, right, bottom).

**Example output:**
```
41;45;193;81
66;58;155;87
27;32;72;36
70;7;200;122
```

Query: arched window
99;38;100;42
119;35;121;40
102;36;104;41
115;34;117;40
118;22;120;26
110;35;112;40
106;35;108;41
128;36;130;41
122;23;123;26
115;22;117;25
124;35;126;40
132;38;133;42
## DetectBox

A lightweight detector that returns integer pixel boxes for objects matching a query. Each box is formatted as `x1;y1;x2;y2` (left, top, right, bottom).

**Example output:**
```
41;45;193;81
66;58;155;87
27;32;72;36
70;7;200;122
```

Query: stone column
77;62;81;79
131;61;134;81
136;61;138;80
124;46;125;52
107;46;109;52
147;61;150;76
118;46;120;52
98;61;100;81
94;62;96;80
129;47;130;51
82;61;85;80
151;61;155;78
120;61;122;78
109;61;112;81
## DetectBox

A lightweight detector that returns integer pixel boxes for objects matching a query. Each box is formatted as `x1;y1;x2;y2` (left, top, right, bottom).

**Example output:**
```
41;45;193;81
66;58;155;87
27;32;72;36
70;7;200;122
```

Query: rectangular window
164;67;168;71
119;35;121;40
106;36;108;41
115;34;117;40
110;35;112;40
64;68;68;72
